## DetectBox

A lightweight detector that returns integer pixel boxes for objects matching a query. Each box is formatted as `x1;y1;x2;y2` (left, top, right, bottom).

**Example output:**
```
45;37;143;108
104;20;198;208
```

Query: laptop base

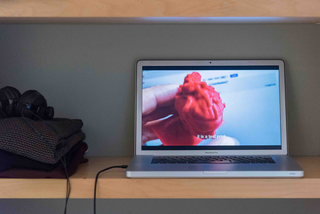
126;155;304;178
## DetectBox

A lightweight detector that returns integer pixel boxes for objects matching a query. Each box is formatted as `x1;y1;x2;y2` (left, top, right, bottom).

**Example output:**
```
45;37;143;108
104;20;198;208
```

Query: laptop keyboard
151;156;275;164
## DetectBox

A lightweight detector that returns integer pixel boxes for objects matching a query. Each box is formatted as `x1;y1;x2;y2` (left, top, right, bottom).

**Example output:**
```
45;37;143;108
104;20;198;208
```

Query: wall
0;24;319;156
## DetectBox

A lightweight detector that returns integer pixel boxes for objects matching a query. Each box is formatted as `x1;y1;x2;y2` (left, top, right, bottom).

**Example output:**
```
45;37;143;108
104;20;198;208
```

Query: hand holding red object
142;72;225;146
142;84;202;146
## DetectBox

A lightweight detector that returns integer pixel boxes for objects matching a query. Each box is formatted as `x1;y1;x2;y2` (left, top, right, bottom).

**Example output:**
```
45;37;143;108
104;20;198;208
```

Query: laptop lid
135;60;287;156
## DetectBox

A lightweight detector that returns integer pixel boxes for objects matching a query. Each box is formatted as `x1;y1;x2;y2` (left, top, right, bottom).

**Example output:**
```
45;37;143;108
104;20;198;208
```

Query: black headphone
0;86;54;120
0;86;21;118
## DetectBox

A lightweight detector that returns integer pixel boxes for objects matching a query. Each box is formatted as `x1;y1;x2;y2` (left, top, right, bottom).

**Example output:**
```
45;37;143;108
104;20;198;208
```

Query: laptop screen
141;65;282;151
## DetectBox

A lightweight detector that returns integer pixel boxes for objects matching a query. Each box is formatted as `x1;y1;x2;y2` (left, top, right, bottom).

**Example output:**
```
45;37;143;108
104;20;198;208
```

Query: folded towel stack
0;117;88;178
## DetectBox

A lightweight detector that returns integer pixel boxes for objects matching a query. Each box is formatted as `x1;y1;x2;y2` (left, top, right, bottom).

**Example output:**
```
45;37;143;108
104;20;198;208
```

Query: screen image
141;65;282;150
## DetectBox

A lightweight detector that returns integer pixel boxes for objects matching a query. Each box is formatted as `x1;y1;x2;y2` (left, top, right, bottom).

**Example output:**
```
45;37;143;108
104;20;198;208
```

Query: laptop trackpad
189;164;230;171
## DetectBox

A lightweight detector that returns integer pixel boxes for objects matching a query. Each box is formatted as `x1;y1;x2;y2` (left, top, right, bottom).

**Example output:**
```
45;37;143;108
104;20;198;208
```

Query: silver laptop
126;60;304;178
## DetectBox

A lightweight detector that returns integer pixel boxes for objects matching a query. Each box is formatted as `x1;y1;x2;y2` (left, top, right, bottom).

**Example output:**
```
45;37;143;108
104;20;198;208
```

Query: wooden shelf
1;156;320;199
1;0;320;24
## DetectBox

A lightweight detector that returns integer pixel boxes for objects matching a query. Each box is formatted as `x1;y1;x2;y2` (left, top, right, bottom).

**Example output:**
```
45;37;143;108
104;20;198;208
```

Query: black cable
21;109;70;214
21;108;59;137
60;156;71;214
94;165;128;214
20;110;56;154
21;109;128;214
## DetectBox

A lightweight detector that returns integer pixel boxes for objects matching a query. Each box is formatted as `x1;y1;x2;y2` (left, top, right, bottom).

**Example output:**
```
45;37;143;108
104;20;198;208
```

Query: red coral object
175;72;225;137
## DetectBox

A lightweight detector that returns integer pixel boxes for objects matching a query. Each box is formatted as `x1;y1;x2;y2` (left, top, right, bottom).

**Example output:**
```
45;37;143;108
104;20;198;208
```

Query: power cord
60;156;71;214
21;109;71;214
20;110;56;154
94;165;128;214
22;108;129;214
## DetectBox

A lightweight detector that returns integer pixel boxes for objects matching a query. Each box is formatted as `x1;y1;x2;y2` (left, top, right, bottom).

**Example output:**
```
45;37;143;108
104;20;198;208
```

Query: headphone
0;86;54;120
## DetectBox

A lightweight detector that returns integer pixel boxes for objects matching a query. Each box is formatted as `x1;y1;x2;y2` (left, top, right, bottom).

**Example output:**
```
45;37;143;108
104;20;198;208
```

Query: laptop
126;60;304;178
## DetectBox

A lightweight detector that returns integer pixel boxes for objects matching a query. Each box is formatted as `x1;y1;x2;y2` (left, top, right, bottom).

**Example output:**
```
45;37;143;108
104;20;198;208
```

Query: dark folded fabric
0;142;89;178
0;117;86;164
0;150;15;172
0;142;86;172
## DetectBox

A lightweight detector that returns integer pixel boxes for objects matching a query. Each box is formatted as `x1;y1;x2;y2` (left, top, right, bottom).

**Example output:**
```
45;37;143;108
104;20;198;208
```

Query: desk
1;156;320;199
